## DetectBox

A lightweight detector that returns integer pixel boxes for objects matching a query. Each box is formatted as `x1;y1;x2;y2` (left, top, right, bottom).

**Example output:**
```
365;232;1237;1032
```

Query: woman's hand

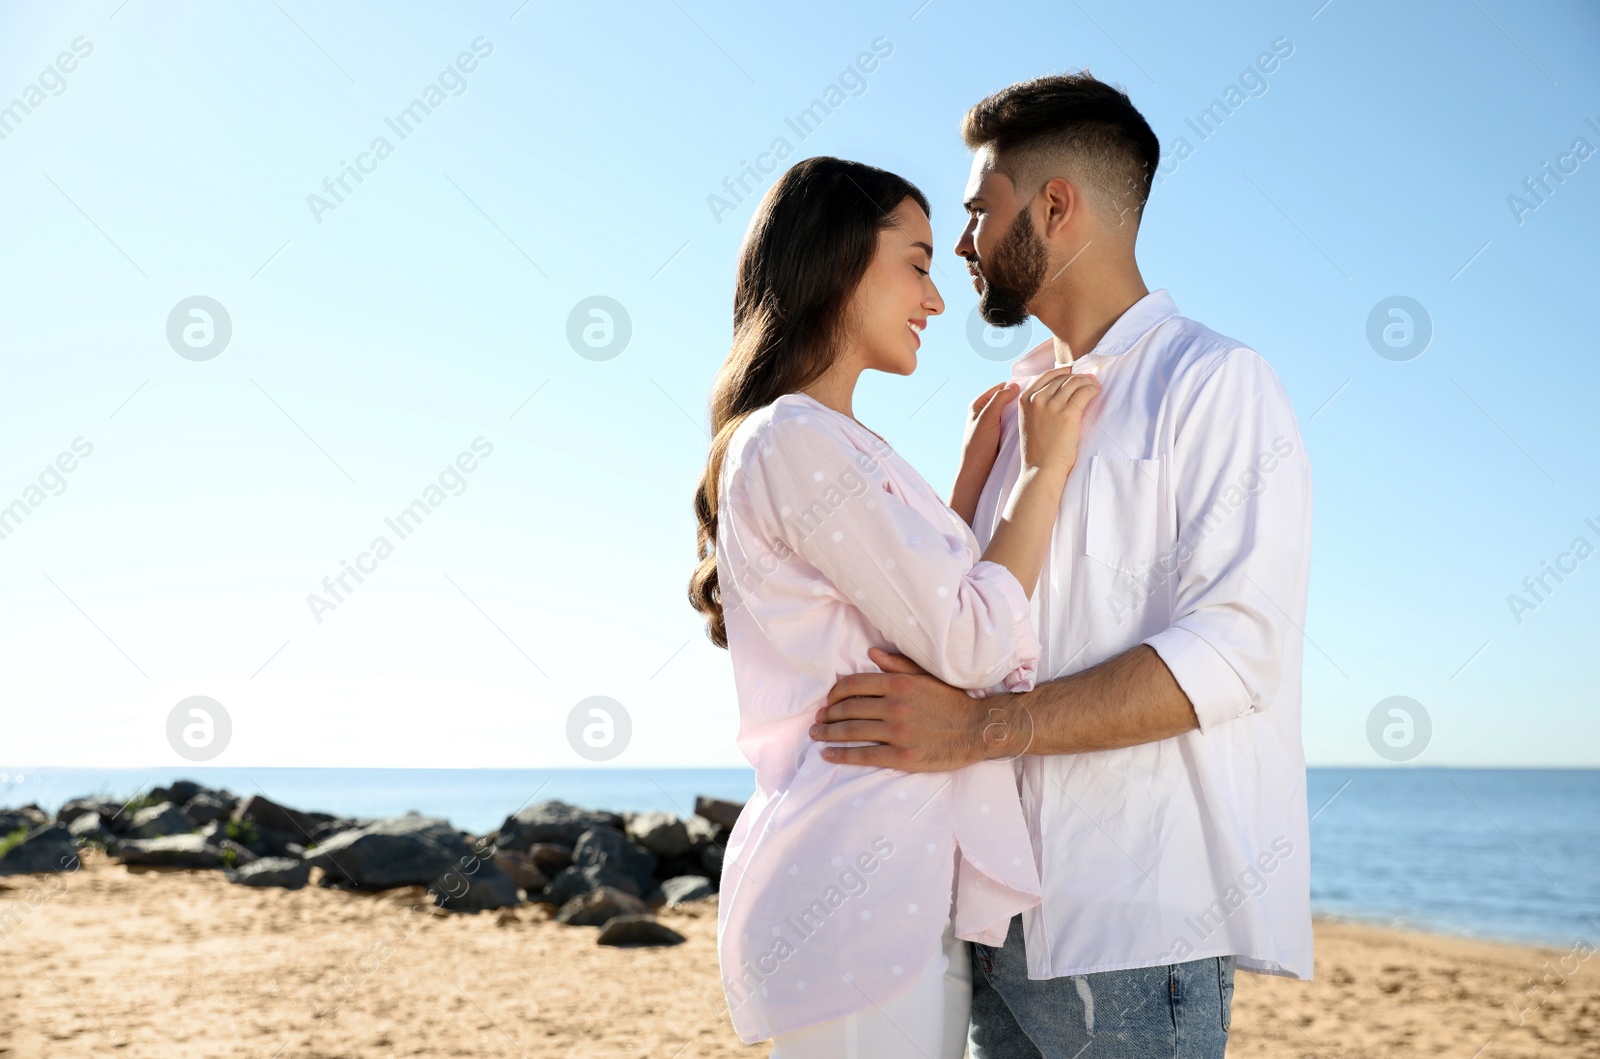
1018;367;1101;478
949;382;1019;525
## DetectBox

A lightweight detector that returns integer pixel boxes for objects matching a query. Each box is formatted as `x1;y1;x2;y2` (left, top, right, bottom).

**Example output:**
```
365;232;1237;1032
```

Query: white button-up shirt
713;393;1045;1042
972;288;1315;981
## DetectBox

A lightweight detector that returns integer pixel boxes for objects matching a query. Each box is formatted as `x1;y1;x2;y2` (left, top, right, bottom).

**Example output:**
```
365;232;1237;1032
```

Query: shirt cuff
970;559;1039;695
1142;624;1253;733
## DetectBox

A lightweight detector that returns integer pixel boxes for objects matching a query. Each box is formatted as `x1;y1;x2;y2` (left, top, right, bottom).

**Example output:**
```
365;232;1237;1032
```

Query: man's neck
1036;268;1150;366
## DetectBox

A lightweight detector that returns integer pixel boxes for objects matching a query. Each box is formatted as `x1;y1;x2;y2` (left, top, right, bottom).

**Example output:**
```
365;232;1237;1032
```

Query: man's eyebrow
962;195;985;211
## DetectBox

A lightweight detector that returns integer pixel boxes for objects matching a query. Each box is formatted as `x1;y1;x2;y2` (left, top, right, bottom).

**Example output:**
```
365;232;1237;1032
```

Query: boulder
304;814;519;911
693;795;744;831
221;840;260;868
128;802;196;839
233;794;336;842
66;812;110;843
0;805;50;835
686;814;724;846
491;849;548;894
544;863;642;906
555;885;648;926
181;792;233;826
239;826;308;860
572;827;656;895
660;875;716;906
700;843;724;877
596;914;685;947
54;798;120;830
0;824;80;875
151;780;203;806
495;801;623;851
227;856;310;889
526;842;573;874
307;817;368;845
626;811;691;858
115;834;226;868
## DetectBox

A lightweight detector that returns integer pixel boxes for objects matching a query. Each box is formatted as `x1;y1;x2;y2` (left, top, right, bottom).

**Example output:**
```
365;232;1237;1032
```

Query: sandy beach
1;846;1593;1058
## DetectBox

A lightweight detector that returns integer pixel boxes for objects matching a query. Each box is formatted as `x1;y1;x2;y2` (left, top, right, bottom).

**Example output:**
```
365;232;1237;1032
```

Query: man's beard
975;207;1048;328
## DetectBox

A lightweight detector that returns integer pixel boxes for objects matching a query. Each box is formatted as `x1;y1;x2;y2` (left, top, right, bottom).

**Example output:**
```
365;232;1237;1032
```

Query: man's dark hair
961;71;1160;229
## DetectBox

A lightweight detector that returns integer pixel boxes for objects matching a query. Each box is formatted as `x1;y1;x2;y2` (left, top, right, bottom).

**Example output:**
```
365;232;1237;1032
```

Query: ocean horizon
4;765;1595;952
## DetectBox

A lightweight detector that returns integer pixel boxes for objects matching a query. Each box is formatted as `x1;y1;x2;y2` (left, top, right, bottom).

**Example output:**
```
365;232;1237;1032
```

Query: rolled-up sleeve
1142;348;1313;733
735;413;1039;692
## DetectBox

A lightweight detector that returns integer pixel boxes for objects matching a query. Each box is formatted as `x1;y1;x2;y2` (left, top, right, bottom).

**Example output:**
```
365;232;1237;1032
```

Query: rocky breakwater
0;785;744;948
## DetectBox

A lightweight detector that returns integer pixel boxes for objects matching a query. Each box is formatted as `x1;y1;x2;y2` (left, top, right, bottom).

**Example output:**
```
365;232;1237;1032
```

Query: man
810;72;1314;1057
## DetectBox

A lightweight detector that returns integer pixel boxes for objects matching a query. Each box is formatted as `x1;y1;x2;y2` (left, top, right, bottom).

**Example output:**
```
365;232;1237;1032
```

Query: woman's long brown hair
688;156;930;648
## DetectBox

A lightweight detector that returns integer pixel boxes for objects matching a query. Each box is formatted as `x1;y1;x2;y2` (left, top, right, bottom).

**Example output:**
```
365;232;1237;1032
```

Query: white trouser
768;914;972;1059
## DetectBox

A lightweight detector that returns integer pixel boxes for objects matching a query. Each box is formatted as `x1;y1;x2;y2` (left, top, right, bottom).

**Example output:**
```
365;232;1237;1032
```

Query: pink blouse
713;391;1044;1043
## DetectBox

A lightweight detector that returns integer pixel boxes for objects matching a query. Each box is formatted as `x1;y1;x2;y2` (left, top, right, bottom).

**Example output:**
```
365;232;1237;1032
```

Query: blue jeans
969;915;1235;1058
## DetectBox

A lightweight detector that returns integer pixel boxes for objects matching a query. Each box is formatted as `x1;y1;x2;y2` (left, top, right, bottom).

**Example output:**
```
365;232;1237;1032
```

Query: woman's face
841;197;945;377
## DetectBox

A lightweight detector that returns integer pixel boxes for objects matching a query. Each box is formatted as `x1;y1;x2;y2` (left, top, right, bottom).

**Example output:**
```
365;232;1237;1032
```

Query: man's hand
810;647;1030;771
814;643;1199;767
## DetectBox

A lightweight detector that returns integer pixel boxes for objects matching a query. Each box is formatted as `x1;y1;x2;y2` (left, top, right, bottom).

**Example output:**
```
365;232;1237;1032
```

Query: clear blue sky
0;0;1595;769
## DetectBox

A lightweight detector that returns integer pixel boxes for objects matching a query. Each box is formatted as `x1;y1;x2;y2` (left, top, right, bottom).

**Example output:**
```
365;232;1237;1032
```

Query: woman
688;156;1099;1056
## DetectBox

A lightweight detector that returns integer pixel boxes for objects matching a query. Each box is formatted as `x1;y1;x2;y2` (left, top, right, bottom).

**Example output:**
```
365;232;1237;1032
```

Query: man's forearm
984;644;1200;758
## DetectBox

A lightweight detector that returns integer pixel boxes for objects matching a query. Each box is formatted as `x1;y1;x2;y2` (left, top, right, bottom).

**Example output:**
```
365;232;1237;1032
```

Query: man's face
956;147;1048;328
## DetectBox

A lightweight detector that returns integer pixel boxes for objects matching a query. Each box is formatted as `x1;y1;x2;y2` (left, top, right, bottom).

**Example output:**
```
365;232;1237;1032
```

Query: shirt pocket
1082;454;1163;575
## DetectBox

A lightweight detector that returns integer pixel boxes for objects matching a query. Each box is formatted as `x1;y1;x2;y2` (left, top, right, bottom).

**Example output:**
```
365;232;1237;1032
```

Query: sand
1;847;1594;1057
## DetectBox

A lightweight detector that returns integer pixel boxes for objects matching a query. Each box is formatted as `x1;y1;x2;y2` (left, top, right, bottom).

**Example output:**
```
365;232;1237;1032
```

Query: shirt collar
1009;288;1180;380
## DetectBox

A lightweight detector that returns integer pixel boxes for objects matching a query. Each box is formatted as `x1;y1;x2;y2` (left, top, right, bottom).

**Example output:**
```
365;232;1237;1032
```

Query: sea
3;765;1595;951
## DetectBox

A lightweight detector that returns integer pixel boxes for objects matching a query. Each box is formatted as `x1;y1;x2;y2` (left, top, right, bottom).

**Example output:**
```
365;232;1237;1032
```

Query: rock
652;850;705;881
626;811;691;858
221;839;259;867
54;798;120;830
115;834;227;868
67;812;110;843
526;842;573;874
152;780;203;806
0;806;50;835
240;825;307;860
685;814;724;845
545;863;642;906
555;885;649;926
227;856;310;889
181;792;232;826
495;801;623;851
693;795;744;831
596;914;686;947
308;817;368;844
0;824;80;875
660;875;716;906
304;814;519;911
572;827;656;895
233;794;336;842
491;849;548;893
128;802;197;839
701;843;724;877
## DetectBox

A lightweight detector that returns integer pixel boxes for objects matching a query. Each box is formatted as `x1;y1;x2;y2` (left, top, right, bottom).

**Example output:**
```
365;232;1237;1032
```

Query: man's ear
1040;175;1079;239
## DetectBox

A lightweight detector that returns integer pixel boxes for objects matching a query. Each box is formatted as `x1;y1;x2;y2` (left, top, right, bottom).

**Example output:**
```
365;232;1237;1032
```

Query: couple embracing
689;72;1313;1058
